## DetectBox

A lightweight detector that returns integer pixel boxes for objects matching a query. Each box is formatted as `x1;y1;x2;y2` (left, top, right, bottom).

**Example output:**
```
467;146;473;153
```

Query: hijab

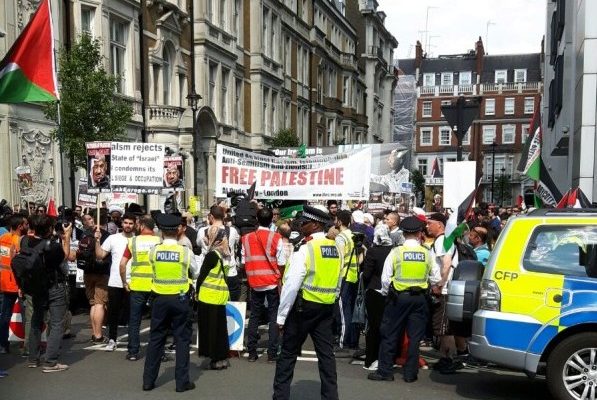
374;223;393;246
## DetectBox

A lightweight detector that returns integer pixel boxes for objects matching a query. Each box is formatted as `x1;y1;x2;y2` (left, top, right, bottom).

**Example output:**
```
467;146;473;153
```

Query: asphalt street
0;313;553;400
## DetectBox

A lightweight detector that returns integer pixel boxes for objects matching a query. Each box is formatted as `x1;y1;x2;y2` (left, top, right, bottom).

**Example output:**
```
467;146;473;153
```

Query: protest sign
104;192;138;208
215;144;371;200
86;142;111;194
162;156;184;193
226;302;247;351
273;143;410;194
77;177;97;207
15;166;33;197
110;142;164;194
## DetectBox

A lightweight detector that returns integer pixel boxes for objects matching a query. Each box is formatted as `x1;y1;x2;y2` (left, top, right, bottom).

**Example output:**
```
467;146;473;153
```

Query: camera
352;232;365;249
55;207;74;233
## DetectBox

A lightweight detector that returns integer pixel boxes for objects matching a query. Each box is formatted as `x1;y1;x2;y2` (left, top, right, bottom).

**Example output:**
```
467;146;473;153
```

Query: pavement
0;313;554;400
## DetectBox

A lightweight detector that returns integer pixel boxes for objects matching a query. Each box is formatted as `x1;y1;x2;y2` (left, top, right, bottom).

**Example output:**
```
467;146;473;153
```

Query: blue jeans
0;292;18;350
128;291;151;356
29;283;67;365
247;288;279;357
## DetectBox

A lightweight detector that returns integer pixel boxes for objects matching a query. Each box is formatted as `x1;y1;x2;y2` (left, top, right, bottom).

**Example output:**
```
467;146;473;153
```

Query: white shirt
380;239;442;296
277;232;343;325
430;234;457;295
101;233;131;288
162;238;200;280
240;226;288;291
197;224;240;277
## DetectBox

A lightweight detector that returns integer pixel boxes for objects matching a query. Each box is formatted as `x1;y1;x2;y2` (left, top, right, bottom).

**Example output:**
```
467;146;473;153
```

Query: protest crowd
0;191;525;396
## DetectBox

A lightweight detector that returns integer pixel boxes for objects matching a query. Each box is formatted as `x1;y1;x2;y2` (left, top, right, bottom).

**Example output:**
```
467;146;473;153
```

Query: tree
270;128;300;148
495;174;513;206
410;169;426;207
45;32;133;168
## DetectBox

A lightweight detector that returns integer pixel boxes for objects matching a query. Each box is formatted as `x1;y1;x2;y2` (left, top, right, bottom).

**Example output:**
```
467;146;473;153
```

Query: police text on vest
320;246;339;258
403;251;425;261
156;251;180;262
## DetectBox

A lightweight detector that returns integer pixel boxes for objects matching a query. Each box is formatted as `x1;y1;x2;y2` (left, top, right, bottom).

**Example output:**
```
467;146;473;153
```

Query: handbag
352;275;366;325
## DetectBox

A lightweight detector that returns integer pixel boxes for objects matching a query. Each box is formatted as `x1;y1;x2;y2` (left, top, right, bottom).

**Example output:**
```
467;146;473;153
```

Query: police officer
273;205;343;400
142;214;198;392
367;216;440;383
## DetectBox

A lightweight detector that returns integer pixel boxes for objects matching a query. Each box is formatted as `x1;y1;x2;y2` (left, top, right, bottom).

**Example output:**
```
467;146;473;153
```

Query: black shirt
362;245;393;292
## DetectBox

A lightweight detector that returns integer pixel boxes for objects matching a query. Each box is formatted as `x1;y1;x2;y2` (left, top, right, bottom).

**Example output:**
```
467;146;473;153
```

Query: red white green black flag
0;0;58;103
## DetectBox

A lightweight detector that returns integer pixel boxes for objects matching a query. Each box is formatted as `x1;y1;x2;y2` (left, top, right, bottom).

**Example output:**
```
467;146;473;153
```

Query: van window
523;225;597;278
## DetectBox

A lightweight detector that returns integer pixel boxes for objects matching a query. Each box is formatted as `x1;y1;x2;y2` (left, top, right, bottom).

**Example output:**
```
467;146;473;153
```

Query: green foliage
410;169;426;202
45;32;133;168
271;128;300;148
495;174;513;206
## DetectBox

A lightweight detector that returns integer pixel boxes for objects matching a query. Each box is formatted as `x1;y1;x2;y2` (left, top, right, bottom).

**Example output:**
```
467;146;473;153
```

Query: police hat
399;216;425;233
156;213;181;232
300;205;332;225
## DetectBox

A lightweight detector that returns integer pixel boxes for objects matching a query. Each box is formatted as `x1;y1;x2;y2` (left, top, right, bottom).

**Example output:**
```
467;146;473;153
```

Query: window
440;127;451;146
505;98;515;115
234;0;241;35
221;68;229;124
441;72;453;86
284;100;290;128
502;125;515;144
208;63;217;110
162;44;175;105
523;226;597;277
524;97;535;114
263;8;269;57
235;78;242;127
342;76;349;105
462;128;471;145
327;118;334;145
219;0;227;29
483;125;496;144
271;15;277;61
284;35;291;74
485;98;495;115
514;69;527;83
459;71;472;85
271;91;278;133
418;158;428;176
81;7;94;35
420;128;432;146
422;101;432;118
423;73;435;87
263;86;270;134
110;18;128;94
495;69;507;84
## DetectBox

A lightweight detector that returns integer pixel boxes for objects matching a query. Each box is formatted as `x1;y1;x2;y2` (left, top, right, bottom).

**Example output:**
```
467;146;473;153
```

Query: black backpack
233;199;258;236
11;237;51;297
454;239;478;262
77;234;111;274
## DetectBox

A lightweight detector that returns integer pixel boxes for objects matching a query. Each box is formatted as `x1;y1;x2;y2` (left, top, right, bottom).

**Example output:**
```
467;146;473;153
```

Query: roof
396;59;416;75
481;53;542;83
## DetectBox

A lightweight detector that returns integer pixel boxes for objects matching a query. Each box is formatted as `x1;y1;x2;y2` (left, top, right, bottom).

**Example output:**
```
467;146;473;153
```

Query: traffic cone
8;300;24;341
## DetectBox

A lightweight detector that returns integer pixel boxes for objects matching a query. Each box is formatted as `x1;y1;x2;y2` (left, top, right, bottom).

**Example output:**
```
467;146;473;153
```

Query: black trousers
364;289;386;366
226;275;241;301
143;294;193;391
247;288;280;357
273;300;338;400
107;286;125;341
377;290;429;380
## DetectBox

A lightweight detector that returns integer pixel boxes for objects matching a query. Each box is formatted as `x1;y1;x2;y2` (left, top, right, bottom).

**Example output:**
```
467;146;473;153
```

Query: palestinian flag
534;161;562;207
0;0;58;103
556;188;592;209
431;157;443;178
443;179;480;252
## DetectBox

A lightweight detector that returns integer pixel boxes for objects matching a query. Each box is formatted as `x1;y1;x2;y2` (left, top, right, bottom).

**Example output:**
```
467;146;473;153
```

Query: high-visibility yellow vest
338;230;358;283
129;235;161;292
149;242;191;295
301;237;342;304
390;244;431;291
197;250;229;305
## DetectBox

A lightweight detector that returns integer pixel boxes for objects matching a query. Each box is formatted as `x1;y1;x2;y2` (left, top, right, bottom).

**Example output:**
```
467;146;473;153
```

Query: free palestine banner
215;144;372;200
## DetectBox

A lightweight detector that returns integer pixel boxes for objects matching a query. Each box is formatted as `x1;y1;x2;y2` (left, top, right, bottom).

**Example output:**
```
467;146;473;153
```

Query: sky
376;0;547;59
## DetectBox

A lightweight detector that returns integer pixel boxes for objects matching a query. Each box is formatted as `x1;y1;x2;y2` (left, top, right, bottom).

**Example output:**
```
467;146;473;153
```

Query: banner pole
96;193;101;228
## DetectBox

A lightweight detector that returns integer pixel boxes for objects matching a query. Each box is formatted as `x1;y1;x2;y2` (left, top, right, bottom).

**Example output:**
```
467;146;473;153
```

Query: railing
368;45;379;56
439;85;453;94
502;82;518;91
341;53;356;66
420;86;435;95
458;84;474;93
148;105;184;120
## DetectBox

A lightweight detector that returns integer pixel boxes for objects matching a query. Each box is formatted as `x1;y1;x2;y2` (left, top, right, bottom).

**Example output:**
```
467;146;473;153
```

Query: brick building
399;38;542;205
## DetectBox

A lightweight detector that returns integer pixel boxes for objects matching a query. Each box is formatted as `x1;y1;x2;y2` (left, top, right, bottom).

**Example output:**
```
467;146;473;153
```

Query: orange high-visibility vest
243;229;281;289
0;232;21;293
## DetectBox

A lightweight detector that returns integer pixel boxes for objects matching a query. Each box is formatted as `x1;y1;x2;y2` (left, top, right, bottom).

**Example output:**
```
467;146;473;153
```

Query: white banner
226;301;247;351
110;142;165;194
215;144;372;200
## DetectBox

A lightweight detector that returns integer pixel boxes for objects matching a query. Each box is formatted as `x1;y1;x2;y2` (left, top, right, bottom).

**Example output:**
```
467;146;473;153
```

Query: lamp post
490;141;496;204
500;167;506;206
187;89;201;197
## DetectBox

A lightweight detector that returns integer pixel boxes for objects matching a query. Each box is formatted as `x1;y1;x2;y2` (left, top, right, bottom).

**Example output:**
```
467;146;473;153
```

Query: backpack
233;199;258;236
454;239;478;263
11;237;51;297
77;234;111;274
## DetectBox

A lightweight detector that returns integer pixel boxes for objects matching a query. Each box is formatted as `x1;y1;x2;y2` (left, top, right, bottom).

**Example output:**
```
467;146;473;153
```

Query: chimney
415;40;423;68
475;36;485;77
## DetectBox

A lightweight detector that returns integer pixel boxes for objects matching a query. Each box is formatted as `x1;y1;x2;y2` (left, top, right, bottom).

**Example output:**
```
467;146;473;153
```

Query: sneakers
27;360;40;368
363;360;378;371
91;335;106;344
42;363;69;373
106;339;117;351
126;353;139;361
247;354;258;362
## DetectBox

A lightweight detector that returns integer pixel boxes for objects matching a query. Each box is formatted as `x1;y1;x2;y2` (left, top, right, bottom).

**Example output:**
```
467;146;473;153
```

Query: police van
448;209;597;400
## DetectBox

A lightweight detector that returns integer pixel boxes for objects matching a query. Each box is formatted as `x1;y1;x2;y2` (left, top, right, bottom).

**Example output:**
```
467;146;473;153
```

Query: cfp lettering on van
320;246;339;258
155;251;180;262
403;251;425;262
494;271;519;281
